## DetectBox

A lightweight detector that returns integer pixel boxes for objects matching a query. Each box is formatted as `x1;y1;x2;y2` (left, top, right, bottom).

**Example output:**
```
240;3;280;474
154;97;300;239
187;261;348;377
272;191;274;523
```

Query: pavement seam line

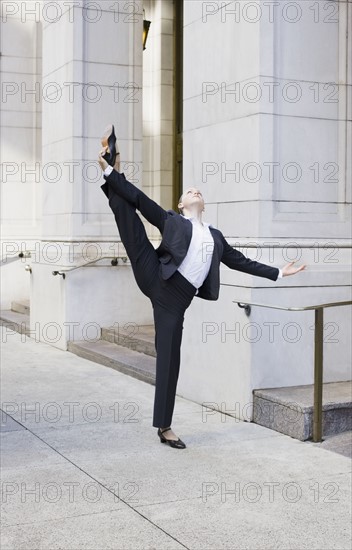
2;416;191;550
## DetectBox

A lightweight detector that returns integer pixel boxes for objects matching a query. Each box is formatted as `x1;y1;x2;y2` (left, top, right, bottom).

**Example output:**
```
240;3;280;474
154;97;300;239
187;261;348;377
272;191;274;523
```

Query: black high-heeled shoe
157;427;186;449
101;124;117;167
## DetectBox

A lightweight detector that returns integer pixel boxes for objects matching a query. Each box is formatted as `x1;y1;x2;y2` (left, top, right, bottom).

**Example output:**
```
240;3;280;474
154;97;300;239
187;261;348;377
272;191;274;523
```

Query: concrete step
253;381;352;441
0;310;30;336
11;299;30;315
101;324;156;357
68;339;156;385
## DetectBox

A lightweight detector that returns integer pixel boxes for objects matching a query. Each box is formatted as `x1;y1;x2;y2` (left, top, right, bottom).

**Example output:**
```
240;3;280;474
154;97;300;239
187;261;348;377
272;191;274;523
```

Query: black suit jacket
101;170;279;301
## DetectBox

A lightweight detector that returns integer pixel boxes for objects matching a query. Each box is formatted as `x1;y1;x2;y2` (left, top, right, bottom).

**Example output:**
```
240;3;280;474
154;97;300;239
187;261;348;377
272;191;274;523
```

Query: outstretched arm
98;151;168;234
220;235;306;280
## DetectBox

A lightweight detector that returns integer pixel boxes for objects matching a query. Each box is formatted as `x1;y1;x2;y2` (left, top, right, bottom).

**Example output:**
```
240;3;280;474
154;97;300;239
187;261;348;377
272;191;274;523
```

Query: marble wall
1;0;351;408
142;0;175;242
0;0;42;307
1;0;153;347
178;0;352;419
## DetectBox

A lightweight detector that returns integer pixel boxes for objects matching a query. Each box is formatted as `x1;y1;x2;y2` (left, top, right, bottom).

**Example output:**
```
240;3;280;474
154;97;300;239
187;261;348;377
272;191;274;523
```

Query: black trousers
104;173;197;428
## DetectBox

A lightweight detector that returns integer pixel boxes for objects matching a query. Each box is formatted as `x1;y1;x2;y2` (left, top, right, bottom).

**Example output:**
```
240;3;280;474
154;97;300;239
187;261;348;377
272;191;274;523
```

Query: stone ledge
11;300;30;315
101;324;156;358
68;339;156;386
0;310;30;336
253;381;352;441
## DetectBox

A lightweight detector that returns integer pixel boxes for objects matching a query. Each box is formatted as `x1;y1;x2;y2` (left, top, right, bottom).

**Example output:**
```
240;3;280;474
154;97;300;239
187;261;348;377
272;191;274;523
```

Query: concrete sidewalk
1;327;351;550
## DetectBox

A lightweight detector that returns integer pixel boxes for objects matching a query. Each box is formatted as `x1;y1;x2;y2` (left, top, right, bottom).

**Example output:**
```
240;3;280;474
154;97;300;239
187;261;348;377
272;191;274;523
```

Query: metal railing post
313;307;324;442
233;298;352;442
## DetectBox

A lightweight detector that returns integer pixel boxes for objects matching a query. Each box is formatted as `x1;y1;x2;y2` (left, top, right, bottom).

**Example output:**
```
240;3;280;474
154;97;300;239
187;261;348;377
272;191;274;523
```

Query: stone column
31;0;151;349
0;0;42;308
142;0;175;241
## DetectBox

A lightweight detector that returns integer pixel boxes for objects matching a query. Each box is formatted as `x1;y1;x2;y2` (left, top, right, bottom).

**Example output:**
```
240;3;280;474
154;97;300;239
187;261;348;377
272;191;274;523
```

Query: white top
177;216;215;294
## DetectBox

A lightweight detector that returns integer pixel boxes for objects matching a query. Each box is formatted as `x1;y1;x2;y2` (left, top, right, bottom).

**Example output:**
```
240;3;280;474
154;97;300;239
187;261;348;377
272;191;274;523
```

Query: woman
98;125;306;449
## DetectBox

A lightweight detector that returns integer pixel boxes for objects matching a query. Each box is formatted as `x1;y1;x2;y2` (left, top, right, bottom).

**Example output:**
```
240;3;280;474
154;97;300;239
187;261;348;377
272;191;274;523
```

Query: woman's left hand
282;261;307;277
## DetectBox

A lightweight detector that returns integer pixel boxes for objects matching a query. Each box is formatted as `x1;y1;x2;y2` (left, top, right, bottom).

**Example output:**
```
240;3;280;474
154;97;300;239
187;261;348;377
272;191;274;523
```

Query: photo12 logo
1;2;142;24
1;480;140;504
1;81;141;105
201;2;339;25
201;81;339;105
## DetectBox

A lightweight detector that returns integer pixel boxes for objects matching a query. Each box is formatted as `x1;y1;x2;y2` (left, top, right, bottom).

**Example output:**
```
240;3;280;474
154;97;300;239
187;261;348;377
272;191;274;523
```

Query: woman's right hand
98;147;109;171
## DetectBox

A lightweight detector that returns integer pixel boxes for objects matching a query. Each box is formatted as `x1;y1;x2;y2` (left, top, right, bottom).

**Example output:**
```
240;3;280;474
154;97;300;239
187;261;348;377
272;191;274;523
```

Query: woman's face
178;187;205;213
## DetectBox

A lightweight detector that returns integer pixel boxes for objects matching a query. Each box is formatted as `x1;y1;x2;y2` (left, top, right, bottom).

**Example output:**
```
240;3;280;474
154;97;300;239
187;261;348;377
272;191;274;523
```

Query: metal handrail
236;299;352;314
233;298;352;443
0;252;32;266
52;256;128;279
228;243;351;248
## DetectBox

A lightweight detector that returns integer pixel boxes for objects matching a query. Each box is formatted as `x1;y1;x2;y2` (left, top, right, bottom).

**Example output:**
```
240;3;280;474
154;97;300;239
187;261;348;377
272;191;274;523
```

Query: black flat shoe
101;124;117;167
157;427;186;449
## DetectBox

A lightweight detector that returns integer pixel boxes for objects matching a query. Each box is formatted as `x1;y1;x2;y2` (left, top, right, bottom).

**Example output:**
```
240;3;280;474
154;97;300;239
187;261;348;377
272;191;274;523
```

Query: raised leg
106;187;160;298
101;169;168;234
